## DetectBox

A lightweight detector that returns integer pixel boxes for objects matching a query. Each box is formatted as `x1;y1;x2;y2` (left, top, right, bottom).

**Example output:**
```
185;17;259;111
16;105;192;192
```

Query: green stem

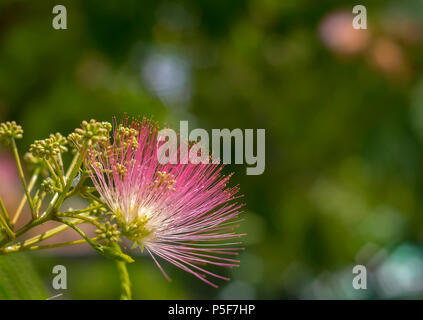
55;217;102;251
11;138;35;215
114;243;132;300
4;213;92;250
57;212;102;229
0;237;98;255
13;167;40;224
82;191;102;203
51;156;66;188
0;198;14;240
13;222;78;248
0;215;48;247
41;149;86;219
65;153;79;180
84;187;98;193
41;192;59;219
52;147;87;213
44;159;62;188
57;153;65;172
60;204;104;215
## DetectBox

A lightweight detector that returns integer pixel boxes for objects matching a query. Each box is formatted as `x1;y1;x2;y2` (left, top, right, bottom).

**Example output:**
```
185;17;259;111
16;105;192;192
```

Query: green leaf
0;254;48;300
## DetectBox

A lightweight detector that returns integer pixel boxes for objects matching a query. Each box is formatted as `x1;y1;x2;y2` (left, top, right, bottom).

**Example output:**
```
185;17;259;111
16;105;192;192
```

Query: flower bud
0;121;23;143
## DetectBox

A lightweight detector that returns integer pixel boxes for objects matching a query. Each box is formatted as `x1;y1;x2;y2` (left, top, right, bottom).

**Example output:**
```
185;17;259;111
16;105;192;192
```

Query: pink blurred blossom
319;10;370;55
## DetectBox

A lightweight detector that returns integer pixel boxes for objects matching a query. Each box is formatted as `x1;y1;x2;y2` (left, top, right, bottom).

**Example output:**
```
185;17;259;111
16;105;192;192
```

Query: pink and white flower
87;117;244;287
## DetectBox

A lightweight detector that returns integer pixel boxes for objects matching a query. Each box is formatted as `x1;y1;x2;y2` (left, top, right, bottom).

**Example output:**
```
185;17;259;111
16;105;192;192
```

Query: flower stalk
13;167;40;224
0;197;14;240
114;243;132;300
11;138;35;216
0;238;97;255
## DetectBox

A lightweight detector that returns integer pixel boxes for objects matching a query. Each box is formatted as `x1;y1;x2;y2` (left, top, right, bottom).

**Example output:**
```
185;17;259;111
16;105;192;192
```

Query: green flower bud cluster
117;125;139;149
0;121;23;143
118;125;137;138
68;120;112;148
30;133;68;160
89;200;110;217
96;221;121;246
24;152;47;174
41;177;58;194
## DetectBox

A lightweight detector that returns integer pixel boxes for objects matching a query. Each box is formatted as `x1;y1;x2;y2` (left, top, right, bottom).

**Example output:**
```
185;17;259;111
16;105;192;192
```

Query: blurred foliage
0;254;47;299
1;0;423;299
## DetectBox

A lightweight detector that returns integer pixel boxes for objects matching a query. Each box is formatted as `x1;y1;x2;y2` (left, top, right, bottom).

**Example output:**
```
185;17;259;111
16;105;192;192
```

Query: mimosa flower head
87;117;244;287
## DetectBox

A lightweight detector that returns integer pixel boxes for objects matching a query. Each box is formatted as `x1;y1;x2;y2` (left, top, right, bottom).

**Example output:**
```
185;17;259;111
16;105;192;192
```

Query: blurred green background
1;0;423;299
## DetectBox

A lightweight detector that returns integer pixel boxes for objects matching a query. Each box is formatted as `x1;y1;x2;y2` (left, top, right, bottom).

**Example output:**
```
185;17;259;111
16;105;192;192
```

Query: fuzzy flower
87;118;244;287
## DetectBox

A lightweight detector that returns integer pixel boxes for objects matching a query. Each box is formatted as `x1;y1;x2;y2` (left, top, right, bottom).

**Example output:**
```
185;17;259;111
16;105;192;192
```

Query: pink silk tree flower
87;118;244;287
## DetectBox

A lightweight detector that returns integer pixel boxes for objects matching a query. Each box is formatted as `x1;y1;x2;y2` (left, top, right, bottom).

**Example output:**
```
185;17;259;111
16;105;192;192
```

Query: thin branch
0;237;99;255
11;138;34;215
60;204;105;215
81;191;102;203
57;212;102;229
14;223;73;248
44;159;62;188
0;197;14;240
65;153;79;180
13;167;40;224
51;156;66;188
52;147;87;213
55;217;99;249
7;213;93;249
